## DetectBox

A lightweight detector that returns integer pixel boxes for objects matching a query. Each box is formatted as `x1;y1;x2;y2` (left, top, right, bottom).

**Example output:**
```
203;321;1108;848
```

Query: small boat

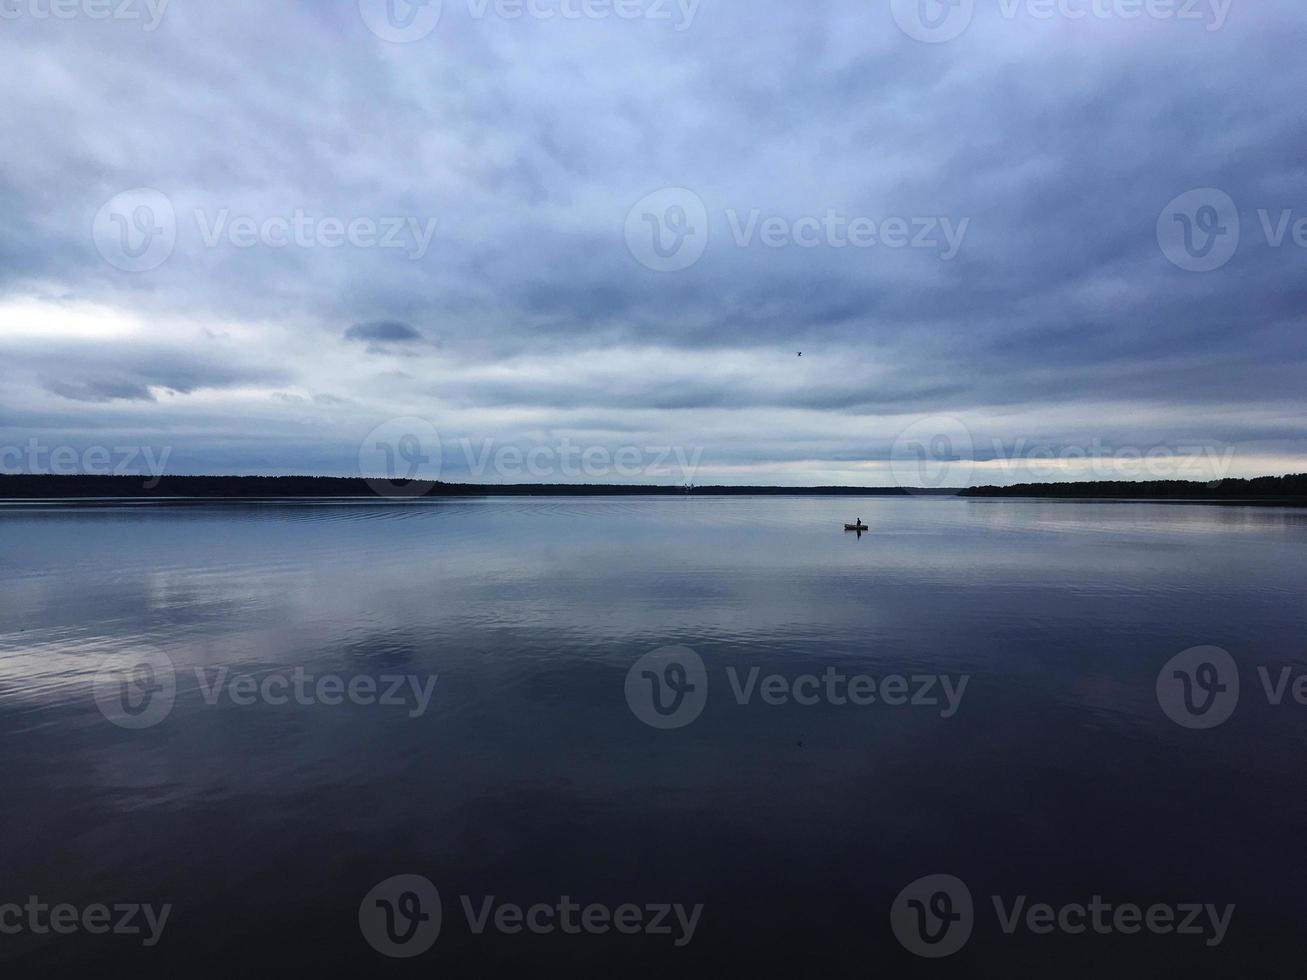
844;523;869;532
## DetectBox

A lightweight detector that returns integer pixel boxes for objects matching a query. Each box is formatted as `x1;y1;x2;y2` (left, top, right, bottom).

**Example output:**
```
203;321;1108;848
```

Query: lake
1;496;1305;976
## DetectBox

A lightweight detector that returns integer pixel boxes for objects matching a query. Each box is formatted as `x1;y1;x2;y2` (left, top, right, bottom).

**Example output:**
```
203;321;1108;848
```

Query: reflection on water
1;497;1305;976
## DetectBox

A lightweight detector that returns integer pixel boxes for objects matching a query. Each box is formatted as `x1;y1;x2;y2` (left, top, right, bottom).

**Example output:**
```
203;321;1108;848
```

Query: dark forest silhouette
962;474;1307;501
1;473;1303;503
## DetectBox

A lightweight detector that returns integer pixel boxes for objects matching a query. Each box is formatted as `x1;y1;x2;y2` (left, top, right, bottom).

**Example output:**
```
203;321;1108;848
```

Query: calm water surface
2;496;1306;976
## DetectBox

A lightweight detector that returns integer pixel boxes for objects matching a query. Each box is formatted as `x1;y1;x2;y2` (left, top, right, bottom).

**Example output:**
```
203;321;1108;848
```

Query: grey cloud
0;0;1305;481
42;378;156;404
342;320;435;356
345;320;424;345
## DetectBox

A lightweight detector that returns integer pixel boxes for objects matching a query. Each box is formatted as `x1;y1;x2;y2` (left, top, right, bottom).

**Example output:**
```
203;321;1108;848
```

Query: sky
1;0;1304;487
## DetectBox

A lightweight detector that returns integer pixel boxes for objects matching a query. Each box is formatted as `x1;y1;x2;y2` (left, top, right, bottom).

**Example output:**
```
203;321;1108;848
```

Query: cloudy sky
2;0;1304;486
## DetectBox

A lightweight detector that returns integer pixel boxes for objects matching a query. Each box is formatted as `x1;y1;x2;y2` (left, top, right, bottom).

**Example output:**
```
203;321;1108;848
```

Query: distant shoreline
961;475;1306;505
1;473;1304;505
0;475;926;499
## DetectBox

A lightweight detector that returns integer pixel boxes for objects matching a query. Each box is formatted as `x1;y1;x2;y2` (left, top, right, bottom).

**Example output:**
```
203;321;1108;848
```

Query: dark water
2;496;1305;977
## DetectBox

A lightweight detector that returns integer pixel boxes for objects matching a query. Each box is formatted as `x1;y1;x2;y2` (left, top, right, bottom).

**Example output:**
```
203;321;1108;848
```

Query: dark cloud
0;1;1304;482
344;320;424;345
42;378;155;404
